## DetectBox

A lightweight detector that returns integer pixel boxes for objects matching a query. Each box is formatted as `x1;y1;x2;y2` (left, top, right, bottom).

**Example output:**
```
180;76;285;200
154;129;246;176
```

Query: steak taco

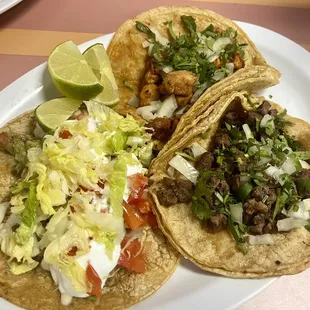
0;102;178;309
149;92;310;278
107;6;280;150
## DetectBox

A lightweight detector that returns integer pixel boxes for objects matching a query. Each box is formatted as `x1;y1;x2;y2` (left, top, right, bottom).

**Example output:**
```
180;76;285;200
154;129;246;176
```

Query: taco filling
0;101;158;305
158;98;310;253
134;16;246;143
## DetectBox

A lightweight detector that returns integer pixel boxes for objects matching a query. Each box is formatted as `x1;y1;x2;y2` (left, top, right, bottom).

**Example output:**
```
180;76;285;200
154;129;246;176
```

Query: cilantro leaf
192;171;225;220
135;21;156;40
21;182;38;227
181;15;197;36
168;21;177;40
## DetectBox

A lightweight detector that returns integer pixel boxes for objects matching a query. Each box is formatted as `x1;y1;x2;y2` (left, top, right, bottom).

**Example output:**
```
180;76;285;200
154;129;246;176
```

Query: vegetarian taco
0;101;179;309
107;6;280;150
149;91;310;278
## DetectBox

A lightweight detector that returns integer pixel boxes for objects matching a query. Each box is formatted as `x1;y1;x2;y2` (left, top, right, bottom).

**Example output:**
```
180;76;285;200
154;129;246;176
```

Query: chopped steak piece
208;214;227;233
257;100;271;115
251;186;277;208
195;152;214;173
213;130;230;147
157;178;193;206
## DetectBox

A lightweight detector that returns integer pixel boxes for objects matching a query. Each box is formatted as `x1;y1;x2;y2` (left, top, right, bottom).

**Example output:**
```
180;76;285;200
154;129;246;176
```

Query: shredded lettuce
108;153;140;216
43;224;90;293
39;207;70;249
0;224;39;274
2;97;149;285
72;210;125;258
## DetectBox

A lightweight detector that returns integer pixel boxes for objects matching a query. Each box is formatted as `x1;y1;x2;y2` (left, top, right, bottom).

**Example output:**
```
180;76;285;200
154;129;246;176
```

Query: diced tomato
123;200;146;230
59;130;72;139
128;174;148;191
86;263;102;296
100;208;108;214
97;180;105;189
128;188;148;205
143;211;158;228
118;238;146;273
67;246;78;256
79;185;88;192
76;113;87;120
95;191;102;197
135;200;151;214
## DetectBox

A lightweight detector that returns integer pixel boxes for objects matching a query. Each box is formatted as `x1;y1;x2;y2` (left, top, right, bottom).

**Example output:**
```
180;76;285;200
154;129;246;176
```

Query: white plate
0;22;309;310
0;0;22;14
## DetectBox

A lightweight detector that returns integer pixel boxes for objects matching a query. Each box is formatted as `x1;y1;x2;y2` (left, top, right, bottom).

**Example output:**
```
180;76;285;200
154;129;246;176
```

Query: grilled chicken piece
159;70;197;97
139;84;160;106
233;52;244;71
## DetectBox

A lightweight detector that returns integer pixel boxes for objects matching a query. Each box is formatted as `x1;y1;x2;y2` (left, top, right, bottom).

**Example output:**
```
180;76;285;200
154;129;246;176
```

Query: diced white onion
162;66;174;73
257;157;271;166
260;114;274;128
240;175;250;185
191;143;206;157
156;95;178;118
225;62;234;75
302;198;310;211
277;217;309;231
300;160;310;169
190;82;208;103
281;208;288;216
168;155;199;184
230;203;243;224
142;40;151;48
213;70;225;81
242;124;253;140
288;201;310;220
34;123;45;138
249;234;274;245
150;27;169;46
148;43;154;56
175;106;187;115
128;94;139;107
0;202;9;224
281;157;296;175
248;145;258;154
214;192;224;203
208;54;219;63
265;165;285;185
213;37;231;53
136;101;161;121
197;46;214;57
167;166;175;177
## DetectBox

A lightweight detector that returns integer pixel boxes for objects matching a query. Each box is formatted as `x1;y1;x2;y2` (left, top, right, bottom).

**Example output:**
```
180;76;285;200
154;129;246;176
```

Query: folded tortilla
107;6;280;120
0;112;179;309
149;92;310;278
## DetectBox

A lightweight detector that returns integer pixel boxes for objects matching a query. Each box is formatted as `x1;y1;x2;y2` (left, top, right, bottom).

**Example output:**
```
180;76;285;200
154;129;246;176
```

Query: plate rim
1;20;309;309
0;0;22;15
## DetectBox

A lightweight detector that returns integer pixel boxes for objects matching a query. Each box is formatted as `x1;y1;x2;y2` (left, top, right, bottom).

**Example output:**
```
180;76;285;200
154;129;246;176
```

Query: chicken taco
0;101;179;309
107;6;280;151
149;92;310;278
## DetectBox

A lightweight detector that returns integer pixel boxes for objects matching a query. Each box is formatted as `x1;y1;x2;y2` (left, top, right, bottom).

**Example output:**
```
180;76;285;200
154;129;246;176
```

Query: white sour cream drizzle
43;162;143;305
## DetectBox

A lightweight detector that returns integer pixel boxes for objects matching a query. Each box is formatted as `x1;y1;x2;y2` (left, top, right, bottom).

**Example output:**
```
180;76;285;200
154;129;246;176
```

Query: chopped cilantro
135;16;246;87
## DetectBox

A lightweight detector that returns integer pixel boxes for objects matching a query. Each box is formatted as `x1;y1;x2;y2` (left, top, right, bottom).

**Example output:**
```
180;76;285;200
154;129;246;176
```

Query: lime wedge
35;98;82;131
83;43;119;107
48;41;103;100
